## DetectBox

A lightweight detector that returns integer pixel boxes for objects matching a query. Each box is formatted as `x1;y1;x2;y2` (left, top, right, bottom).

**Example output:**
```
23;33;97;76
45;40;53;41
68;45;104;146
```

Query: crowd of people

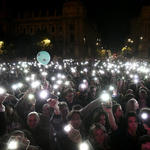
0;57;150;150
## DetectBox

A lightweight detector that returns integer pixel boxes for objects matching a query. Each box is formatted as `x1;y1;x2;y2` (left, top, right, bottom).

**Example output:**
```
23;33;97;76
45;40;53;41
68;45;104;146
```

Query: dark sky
12;0;150;51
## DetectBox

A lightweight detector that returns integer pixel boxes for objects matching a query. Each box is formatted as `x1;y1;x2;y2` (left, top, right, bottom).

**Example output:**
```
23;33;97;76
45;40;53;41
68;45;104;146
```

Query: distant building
0;0;100;58
130;6;150;58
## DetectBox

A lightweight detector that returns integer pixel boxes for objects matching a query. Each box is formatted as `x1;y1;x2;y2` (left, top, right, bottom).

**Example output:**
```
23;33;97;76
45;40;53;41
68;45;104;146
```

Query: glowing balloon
37;51;50;65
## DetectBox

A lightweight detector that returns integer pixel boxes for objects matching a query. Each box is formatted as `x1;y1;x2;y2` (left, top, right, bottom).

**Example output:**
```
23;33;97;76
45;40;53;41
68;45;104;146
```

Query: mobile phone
7;136;30;150
49;93;58;99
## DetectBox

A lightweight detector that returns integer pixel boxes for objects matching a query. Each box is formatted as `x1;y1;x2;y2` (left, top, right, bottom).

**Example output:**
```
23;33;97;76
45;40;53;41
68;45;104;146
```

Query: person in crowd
0;130;41;150
103;104;141;150
125;98;139;114
15;89;36;123
88;123;114;150
138;89;150;109
112;103;124;127
26;111;50;150
84;85;97;106
61;88;80;111
138;135;150;150
39;103;53;131
4;102;24;134
92;110;111;134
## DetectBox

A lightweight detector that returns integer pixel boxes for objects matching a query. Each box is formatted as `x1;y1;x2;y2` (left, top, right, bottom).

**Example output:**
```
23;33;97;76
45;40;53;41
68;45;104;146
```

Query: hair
89;123;110;149
92;110;110;133
27;111;40;121
66;110;82;121
125;98;139;113
64;88;76;96
137;135;150;150
42;103;50;109
126;89;133;94
88;85;97;92
58;101;68;109
112;104;121;114
72;104;82;110
123;111;138;129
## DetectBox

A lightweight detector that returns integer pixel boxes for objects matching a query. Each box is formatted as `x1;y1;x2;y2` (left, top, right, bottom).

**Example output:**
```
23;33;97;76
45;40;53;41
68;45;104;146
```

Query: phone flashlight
0;87;6;95
7;140;18;149
81;84;86;89
40;90;48;99
28;94;34;100
64;125;71;132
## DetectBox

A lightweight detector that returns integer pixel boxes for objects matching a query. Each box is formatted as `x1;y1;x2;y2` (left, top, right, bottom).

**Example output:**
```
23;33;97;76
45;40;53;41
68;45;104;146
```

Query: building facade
0;0;99;58
131;6;150;58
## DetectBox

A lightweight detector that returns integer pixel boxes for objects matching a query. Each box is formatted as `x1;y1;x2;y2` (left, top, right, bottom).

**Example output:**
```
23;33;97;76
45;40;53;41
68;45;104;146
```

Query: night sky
12;0;150;51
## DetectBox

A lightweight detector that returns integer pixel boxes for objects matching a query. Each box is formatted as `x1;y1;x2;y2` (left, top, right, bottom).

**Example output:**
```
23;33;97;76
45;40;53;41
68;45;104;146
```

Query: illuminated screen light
17;83;23;88
142;113;148;119
51;77;56;81
8;141;18;149
57;80;62;85
79;143;89;150
40;90;48;99
81;84;86;89
109;86;114;91
65;81;69;85
134;79;138;84
0;87;5;94
41;72;47;76
101;93;110;101
28;94;34;99
26;77;30;81
31;81;40;88
64;125;71;132
12;85;17;90
53;85;58;89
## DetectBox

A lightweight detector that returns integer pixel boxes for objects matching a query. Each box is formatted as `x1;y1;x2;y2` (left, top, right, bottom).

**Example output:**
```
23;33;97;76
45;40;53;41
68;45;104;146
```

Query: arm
102;106;118;131
79;97;101;119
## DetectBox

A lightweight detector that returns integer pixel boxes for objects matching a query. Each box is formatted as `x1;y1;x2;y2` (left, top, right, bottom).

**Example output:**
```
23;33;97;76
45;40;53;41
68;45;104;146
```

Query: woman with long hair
88;123;113;150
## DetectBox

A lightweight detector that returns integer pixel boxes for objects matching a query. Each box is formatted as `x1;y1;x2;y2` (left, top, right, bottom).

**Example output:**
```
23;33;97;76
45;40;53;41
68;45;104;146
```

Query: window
23;28;26;34
52;27;55;32
59;26;62;32
59;35;63;43
16;28;20;34
30;28;33;34
70;34;74;42
69;24;74;31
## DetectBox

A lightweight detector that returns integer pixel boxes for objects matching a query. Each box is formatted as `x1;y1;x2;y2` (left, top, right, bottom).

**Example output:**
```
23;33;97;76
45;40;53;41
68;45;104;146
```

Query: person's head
126;98;139;113
58;102;69;121
42;103;53;118
24;94;36;109
123;111;138;132
27;112;40;130
93;110;109;128
138;135;150;150
126;89;133;94
89;123;108;147
64;88;75;104
88;85;97;98
116;78;122;88
139;89;148;100
4;102;14;116
66;110;82;129
8;130;27;144
112;104;123;119
72;104;82;110
139;107;150;129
